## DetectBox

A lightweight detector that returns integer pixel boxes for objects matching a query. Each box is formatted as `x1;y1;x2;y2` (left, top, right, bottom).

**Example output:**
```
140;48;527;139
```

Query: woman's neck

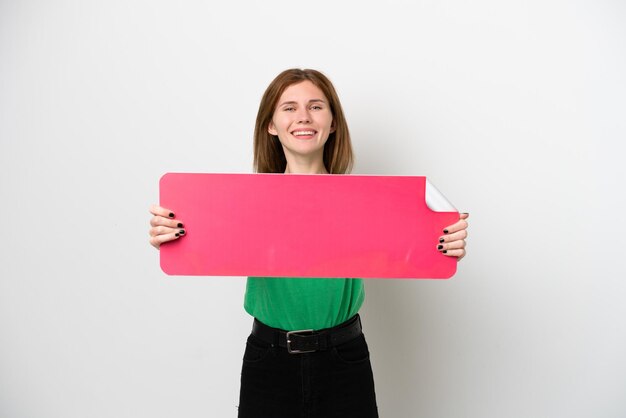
284;160;329;174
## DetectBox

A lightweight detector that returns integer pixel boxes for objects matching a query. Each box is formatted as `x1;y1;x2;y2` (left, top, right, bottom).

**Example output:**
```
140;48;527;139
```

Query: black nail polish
439;238;444;243
175;233;180;237
443;250;447;254
438;245;443;250
169;212;175;218
179;230;185;235
177;223;184;228
443;229;449;234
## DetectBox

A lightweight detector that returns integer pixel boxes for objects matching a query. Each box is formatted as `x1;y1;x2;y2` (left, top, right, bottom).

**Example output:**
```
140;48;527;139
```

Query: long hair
253;69;354;174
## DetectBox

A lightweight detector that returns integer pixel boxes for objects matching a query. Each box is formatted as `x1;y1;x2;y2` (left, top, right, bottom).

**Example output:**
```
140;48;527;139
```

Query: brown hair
253;68;354;174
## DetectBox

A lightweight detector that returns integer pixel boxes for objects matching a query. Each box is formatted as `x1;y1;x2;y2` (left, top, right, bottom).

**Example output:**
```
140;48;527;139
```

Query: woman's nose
296;109;311;123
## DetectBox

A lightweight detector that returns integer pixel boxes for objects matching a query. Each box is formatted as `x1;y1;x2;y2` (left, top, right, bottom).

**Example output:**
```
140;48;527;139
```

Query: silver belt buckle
286;329;315;354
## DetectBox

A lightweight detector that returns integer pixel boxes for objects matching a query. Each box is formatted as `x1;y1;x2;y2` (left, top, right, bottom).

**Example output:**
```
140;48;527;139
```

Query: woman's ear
268;121;278;136
330;120;336;134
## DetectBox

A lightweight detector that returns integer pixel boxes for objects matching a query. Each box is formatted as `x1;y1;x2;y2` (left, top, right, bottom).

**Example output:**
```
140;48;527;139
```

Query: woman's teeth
293;131;315;137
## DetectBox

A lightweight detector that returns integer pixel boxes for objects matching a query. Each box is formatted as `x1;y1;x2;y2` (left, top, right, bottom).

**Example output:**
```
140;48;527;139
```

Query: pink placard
160;173;458;279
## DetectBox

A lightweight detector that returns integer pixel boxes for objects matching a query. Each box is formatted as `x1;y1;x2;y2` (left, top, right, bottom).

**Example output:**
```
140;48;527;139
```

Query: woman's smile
291;129;317;139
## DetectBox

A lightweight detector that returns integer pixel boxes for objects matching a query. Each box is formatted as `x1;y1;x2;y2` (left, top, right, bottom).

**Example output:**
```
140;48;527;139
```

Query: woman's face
268;80;335;166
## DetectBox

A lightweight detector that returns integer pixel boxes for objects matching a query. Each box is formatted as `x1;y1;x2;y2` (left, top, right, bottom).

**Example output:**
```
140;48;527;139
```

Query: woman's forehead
279;80;328;102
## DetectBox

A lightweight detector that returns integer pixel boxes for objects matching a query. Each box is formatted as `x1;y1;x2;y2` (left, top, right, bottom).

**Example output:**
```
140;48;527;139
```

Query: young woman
149;68;469;418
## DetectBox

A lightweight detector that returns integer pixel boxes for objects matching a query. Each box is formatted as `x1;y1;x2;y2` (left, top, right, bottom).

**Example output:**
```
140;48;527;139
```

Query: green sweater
244;277;364;331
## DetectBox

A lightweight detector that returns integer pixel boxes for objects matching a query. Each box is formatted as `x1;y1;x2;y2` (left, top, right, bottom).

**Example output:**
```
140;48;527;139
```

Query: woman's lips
291;129;317;139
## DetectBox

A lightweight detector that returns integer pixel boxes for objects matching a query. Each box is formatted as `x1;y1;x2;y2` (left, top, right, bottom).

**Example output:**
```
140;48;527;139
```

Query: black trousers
238;320;378;418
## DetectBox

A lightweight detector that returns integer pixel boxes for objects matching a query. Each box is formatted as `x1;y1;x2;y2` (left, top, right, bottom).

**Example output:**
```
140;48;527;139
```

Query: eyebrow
278;99;327;107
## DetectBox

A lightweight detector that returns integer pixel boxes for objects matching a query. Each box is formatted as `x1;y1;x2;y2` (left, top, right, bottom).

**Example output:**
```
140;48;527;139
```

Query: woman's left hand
438;213;469;261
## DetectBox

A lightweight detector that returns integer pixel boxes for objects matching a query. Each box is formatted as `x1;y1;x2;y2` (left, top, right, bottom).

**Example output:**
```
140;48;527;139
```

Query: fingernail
437;245;443;250
461;212;469;215
169;212;175;218
175;233;180;237
177;223;184;228
443;250;447;254
179;230;185;235
443;229;449;234
439;238;444;243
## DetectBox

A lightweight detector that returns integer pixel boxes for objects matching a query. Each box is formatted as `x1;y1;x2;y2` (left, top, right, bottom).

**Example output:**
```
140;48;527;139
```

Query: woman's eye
311;105;322;110
284;107;295;111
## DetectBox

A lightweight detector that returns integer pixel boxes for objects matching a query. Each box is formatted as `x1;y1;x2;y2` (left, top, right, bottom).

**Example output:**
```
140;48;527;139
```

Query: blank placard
160;173;459;279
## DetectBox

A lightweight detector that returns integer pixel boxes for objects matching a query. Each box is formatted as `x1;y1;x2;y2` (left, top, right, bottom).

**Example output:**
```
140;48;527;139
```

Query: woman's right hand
149;204;186;249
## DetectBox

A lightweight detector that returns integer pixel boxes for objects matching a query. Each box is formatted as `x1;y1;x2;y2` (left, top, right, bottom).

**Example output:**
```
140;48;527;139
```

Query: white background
1;1;625;417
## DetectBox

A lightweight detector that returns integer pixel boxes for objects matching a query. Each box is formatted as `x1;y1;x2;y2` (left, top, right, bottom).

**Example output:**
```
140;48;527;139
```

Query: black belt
251;314;363;354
